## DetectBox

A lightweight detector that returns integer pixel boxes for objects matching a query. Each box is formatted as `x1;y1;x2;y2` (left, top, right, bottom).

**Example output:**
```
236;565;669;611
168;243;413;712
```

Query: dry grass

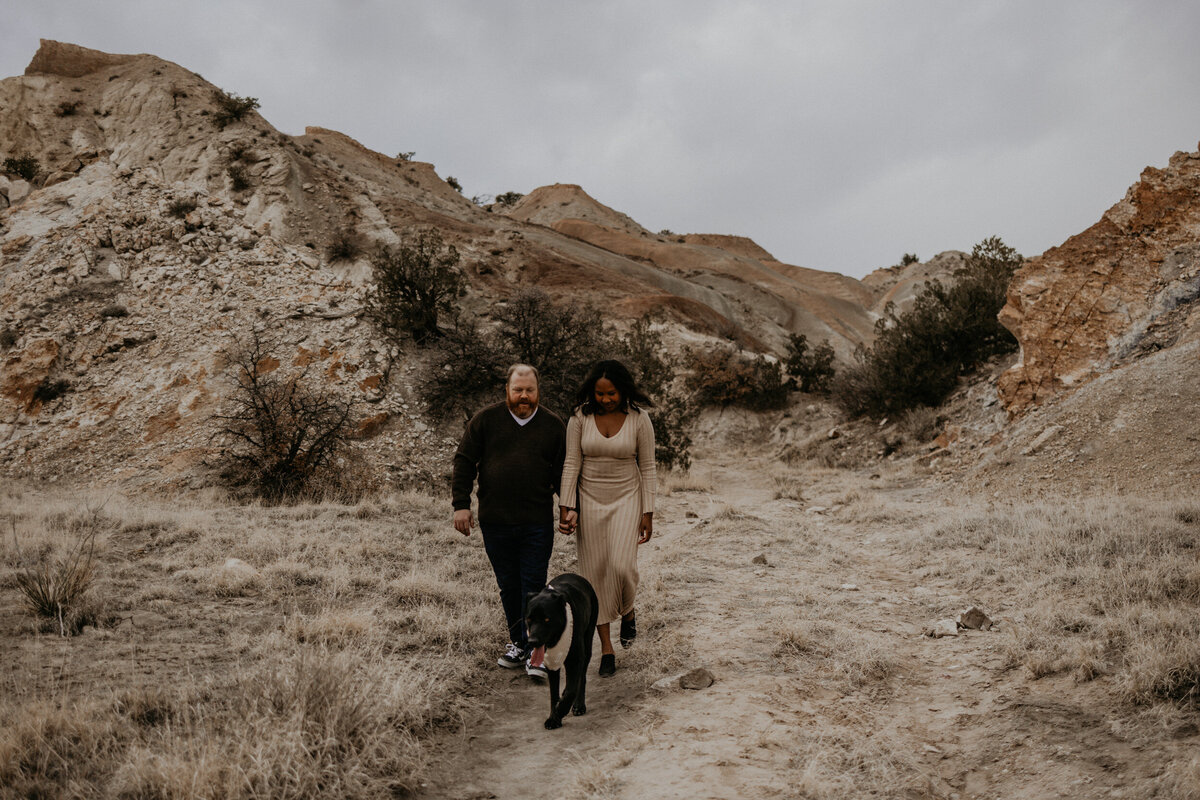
0;484;501;798
904;496;1200;706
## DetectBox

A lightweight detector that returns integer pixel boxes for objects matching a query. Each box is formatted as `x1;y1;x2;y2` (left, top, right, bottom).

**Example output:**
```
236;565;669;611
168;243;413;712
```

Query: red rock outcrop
998;145;1200;412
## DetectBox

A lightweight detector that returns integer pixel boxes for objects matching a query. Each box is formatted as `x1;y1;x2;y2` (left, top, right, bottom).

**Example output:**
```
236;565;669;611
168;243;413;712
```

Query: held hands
638;512;653;544
559;507;578;536
453;509;474;536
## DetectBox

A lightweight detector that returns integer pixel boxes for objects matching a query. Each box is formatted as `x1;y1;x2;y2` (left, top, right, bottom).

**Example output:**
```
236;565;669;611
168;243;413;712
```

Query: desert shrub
166;197;197;218
100;304;129;318
3;154;40;180
613;316;697;471
55;100;81;117
396;150;415;162
210;88;260;129
0;328;17;349
33;378;70;404
445;176;462;193
895;252;919;268
226;164;251;192
213;331;356;502
12;516;101;635
784;333;836;393
686;345;789;410
494;191;524;206
364;229;465;346
897;405;941;443
326;227;364;262
227;141;256;162
833;236;1021;417
423;315;509;420
494;287;607;413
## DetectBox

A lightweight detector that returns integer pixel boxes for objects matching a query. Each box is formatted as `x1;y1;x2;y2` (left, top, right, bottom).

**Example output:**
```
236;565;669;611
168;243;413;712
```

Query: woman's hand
559;507;578;536
637;512;653;544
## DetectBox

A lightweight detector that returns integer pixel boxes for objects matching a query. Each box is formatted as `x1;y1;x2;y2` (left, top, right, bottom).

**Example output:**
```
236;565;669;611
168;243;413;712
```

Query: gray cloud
3;0;1199;276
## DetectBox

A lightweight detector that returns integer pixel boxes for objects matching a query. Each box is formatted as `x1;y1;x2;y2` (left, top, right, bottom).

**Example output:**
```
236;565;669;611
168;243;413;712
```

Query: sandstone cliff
997;144;1200;412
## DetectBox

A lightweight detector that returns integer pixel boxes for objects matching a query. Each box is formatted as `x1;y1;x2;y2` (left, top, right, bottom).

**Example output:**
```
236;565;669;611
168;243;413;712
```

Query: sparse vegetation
226;163;251;192
784;333;836;393
613;316;698;471
396;151;415;162
33;378;70;405
213;331;356;502
100;304;129;318
326;227;365;262
423;314;509;419
0;327;17;350
55;100;81;117
685;345;789;410
210;88;261;129
3;154;40;181
364;229;465;346
833;236;1022;417
227;141;256;162
493;191;524;207
166;197;197;218
895;252;920;268
10;510;105;635
907;496;1200;707
494;287;608;413
445;176;462;193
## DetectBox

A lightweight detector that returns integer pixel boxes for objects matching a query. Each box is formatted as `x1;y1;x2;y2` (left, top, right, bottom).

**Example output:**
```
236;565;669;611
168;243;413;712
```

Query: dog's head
525;585;568;649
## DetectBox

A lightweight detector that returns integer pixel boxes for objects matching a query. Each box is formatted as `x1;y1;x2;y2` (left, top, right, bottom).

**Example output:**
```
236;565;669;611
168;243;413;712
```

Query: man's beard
508;398;536;418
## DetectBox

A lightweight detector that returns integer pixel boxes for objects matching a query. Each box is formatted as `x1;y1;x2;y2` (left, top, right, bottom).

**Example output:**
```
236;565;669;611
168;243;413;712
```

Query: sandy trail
419;454;1167;800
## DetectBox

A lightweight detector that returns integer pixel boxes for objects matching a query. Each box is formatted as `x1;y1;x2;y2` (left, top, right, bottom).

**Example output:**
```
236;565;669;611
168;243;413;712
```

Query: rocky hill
998;144;1200;413
1;40;922;488
6;41;1195;498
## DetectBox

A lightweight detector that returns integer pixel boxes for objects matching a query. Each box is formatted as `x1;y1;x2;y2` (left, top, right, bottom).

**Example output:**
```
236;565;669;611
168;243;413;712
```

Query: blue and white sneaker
497;642;526;669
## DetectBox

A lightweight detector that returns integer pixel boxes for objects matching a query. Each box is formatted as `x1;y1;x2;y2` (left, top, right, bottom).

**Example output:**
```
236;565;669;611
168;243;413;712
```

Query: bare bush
494;287;606;412
213;331;356;502
364;229;465;346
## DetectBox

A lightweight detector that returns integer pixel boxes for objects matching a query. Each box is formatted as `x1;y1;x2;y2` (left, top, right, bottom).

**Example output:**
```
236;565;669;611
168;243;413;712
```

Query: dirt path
419;454;1170;800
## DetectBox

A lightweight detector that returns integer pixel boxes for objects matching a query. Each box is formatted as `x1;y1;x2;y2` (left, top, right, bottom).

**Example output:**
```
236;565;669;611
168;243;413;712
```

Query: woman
559;360;656;676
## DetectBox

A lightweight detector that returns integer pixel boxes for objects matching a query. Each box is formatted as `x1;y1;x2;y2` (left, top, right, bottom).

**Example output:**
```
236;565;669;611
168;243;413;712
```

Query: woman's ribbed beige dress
560;408;656;626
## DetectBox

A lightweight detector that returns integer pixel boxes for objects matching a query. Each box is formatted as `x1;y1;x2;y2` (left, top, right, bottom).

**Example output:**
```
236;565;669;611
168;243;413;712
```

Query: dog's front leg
545;669;564;730
554;674;577;728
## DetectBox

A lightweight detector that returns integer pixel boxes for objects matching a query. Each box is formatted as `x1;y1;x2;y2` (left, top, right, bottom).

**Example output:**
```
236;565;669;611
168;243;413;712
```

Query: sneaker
525;649;548;680
497;642;526;669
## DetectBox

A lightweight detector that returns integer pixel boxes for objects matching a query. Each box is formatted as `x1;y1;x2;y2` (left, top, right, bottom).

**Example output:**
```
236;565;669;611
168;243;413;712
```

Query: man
452;364;566;677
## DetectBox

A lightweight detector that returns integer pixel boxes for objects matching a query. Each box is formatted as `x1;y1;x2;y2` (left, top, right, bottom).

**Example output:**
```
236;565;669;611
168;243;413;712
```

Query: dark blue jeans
479;521;555;651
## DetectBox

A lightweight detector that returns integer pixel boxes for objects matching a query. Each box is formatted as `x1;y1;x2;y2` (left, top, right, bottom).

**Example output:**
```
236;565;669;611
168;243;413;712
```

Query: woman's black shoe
598;653;616;676
620;614;637;648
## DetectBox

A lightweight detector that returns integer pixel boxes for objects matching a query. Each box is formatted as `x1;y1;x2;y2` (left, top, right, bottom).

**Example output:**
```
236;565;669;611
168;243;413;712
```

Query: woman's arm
559;414;583;534
636;410;656;515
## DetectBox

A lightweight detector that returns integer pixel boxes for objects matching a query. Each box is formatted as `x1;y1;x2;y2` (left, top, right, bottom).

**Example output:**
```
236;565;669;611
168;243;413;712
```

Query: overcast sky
4;1;1199;278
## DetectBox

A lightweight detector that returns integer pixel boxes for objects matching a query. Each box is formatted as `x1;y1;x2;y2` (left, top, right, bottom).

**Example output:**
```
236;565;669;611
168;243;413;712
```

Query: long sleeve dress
560;407;656;626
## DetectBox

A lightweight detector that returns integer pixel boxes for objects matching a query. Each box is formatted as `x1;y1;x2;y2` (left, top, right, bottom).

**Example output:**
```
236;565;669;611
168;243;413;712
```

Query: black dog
525;573;598;730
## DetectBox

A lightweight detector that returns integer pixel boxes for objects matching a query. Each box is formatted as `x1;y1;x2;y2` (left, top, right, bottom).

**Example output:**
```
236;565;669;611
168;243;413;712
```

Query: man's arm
451;413;483;534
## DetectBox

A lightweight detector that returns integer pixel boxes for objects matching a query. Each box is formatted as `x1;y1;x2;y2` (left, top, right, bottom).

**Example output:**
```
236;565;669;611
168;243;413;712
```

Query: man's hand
453;509;474;536
559;508;578;536
637;512;653;544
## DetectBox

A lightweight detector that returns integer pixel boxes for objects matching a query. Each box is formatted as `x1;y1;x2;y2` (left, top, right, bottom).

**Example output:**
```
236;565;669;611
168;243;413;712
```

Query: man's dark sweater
451;402;567;525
